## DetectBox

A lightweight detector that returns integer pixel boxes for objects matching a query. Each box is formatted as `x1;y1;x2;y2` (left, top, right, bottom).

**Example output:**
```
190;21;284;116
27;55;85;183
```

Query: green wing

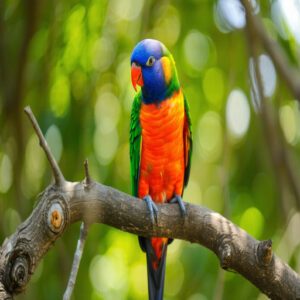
183;94;193;187
130;92;142;197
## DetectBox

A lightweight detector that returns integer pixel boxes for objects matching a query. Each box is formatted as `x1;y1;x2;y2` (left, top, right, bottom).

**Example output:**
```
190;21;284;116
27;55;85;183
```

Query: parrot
129;39;192;300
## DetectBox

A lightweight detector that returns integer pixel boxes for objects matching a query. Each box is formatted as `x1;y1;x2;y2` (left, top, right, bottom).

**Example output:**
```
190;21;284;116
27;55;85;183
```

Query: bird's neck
141;76;180;104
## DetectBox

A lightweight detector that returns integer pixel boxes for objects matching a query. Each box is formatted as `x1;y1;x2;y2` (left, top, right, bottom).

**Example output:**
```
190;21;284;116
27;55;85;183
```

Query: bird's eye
146;56;155;66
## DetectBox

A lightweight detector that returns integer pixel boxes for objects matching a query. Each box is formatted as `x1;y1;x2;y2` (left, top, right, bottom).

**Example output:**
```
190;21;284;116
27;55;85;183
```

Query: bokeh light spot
64;5;86;71
150;5;181;47
50;74;70;117
249;54;277;108
129;263;147;298
94;127;119;166
226;89;250;139
89;254;128;299
165;259;184;297
183;179;202;205
0;153;13;193
203;67;225;109
45;125;63;163
215;0;246;33
239;206;264;238
276;0;300;44
279;102;300;145
197;111;222;162
30;28;49;60
95;91;121;134
183;30;210;72
112;0;144;21
23;134;46;197
3;208;21;236
187;294;208;300
203;185;223;212
92;37;116;71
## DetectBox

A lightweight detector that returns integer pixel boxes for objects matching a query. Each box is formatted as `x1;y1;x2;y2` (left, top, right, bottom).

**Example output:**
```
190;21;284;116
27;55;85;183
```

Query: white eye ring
146;56;156;66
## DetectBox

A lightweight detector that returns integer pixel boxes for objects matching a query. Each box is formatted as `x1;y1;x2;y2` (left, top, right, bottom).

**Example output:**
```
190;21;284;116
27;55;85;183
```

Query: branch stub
47;202;65;233
257;239;273;267
10;257;28;289
218;237;234;270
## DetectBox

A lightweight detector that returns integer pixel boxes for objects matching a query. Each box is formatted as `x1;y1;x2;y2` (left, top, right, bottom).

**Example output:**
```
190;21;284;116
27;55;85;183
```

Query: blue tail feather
139;237;167;300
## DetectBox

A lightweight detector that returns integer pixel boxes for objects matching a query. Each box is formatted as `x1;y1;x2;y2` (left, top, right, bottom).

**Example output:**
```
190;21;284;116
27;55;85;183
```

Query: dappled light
2;0;300;299
226;89;250;139
0;154;13;194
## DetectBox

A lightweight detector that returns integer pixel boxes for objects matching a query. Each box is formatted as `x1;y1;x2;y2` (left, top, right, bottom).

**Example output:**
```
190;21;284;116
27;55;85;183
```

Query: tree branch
242;0;300;211
241;0;300;101
63;222;89;300
24;106;65;187
1;108;300;299
1;178;300;299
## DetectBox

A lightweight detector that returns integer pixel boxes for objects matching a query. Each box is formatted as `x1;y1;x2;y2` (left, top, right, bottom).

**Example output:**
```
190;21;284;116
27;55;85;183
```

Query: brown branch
0;179;300;299
241;0;300;101
84;159;92;186
0;109;300;299
24;106;65;187
63;222;89;300
242;0;300;210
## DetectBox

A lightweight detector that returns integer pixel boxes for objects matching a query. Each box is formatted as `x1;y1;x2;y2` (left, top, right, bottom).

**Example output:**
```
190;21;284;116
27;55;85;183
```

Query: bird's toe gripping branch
143;195;159;224
170;194;186;216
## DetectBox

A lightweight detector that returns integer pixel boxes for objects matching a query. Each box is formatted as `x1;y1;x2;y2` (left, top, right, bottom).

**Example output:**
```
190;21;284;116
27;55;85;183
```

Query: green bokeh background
1;0;300;299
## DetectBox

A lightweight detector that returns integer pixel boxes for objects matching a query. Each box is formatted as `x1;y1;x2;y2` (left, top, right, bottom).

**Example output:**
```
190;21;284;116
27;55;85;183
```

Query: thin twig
63;222;89;300
84;159;91;186
24;106;65;187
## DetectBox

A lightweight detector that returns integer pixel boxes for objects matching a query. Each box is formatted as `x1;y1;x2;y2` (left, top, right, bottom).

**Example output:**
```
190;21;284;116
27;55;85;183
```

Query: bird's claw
143;195;158;224
170;195;186;216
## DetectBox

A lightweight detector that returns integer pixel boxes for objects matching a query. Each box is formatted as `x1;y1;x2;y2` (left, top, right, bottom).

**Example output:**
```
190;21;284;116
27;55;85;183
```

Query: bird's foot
143;195;158;224
170;194;186;216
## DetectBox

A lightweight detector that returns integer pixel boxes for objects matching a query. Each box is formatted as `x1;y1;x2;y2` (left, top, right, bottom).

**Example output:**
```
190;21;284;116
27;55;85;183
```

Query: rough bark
0;179;300;299
1;108;300;299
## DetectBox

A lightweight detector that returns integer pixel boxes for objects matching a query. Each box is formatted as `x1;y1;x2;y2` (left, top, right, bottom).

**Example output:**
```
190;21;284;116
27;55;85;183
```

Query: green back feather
183;93;193;187
129;92;142;196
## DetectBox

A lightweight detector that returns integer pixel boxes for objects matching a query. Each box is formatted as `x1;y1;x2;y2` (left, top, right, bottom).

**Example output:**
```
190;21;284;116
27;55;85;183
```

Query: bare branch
63;222;89;300
0;180;300;299
23;106;65;187
84;159;91;187
0;108;297;299
241;0;300;101
242;0;300;210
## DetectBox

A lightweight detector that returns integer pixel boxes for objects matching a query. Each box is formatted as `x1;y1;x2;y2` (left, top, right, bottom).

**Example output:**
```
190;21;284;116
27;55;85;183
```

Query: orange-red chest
138;90;185;203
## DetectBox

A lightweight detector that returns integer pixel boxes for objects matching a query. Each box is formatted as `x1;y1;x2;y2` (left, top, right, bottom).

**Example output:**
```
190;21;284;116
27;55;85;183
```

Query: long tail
139;237;168;300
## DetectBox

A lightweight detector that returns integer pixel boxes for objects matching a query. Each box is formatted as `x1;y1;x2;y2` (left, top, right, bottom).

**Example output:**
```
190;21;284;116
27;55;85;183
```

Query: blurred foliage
1;0;300;299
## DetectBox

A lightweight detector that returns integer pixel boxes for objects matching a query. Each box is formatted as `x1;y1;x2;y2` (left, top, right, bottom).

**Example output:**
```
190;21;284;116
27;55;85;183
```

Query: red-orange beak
131;62;144;91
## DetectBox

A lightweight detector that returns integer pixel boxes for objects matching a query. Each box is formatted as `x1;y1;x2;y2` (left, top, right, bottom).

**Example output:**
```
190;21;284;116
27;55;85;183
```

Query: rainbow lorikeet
130;39;192;300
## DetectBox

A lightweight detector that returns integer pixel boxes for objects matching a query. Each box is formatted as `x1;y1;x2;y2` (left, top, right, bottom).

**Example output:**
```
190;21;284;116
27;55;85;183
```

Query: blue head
130;39;179;104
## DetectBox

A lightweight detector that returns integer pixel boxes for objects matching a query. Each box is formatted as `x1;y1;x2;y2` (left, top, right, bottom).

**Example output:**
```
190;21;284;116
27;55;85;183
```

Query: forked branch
0;109;299;300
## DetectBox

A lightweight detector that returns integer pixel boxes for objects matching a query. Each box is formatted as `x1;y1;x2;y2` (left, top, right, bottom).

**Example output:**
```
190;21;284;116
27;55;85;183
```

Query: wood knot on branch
5;249;31;294
46;194;69;234
218;238;233;270
84;159;92;189
49;205;63;231
10;257;29;290
257;239;273;267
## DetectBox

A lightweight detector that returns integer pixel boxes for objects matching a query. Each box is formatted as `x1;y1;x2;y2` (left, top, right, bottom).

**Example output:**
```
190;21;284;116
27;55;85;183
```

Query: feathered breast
138;89;185;203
